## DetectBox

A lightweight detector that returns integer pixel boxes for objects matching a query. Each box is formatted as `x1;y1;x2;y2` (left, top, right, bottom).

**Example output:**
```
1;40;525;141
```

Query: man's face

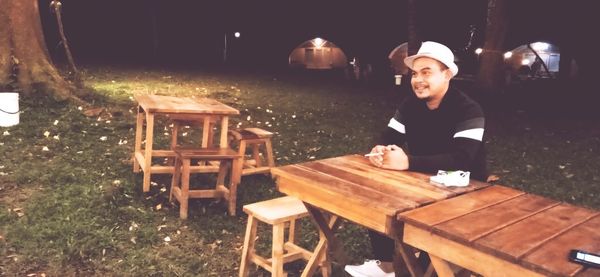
410;57;451;102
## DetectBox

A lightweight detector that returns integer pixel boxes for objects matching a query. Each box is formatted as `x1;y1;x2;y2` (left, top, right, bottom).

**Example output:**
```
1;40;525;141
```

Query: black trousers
368;230;395;262
368;230;432;271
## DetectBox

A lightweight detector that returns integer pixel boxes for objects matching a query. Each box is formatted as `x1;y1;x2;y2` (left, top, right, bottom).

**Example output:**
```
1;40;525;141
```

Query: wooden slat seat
228;128;275;176
400;185;600;277
169;147;242;218
239;196;328;277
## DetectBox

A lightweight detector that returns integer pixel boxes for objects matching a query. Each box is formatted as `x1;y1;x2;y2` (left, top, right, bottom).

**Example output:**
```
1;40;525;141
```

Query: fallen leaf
487;175;500;182
83;107;104;117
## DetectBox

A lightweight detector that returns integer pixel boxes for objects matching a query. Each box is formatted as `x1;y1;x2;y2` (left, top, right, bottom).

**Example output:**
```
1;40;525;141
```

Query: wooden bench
400;185;600;277
169;147;242;218
228;128;275;176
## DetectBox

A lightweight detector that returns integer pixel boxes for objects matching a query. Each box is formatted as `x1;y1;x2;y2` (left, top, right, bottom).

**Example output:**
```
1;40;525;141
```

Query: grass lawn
1;66;599;276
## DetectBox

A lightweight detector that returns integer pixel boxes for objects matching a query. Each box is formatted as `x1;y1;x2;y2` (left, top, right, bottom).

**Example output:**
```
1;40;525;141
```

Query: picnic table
271;154;489;276
400;185;600;277
133;94;239;192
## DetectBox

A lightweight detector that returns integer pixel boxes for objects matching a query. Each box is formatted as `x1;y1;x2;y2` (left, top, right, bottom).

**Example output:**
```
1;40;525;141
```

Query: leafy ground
1;66;599;276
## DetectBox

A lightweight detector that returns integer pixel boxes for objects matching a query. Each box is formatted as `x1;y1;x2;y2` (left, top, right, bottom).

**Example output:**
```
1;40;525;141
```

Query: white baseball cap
404;41;459;77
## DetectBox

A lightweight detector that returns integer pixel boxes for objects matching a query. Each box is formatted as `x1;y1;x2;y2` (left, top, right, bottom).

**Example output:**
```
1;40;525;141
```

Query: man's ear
444;69;453;80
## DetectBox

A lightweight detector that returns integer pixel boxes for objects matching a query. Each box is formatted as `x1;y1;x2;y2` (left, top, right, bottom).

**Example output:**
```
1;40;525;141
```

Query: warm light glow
475;48;483;55
531;42;549;51
234;32;240;38
313;37;325;48
504;51;513;59
522;59;531;66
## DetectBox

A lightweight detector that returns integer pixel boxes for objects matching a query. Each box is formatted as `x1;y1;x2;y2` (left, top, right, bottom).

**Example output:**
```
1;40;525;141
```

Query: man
345;41;487;277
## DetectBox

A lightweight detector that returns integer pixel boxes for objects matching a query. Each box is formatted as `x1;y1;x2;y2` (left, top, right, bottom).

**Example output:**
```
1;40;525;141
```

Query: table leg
301;213;338;277
396;239;425;277
429;255;455;277
133;106;144;173
393;220;425;277
302;203;348;275
202;116;210;148
220;116;229;148
142;112;154;192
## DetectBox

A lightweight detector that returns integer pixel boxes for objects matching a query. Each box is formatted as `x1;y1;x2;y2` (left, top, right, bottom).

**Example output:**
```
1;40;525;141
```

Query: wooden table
400;185;600;277
271;154;489;276
133;95;239;192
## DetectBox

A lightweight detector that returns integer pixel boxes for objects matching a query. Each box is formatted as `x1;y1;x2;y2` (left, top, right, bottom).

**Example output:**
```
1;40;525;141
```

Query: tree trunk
475;0;508;92
403;0;420;91
406;0;420;56
0;0;74;100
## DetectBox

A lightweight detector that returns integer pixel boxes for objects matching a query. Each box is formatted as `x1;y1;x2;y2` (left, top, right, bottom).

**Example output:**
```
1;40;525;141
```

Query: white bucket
394;74;403;86
0;92;19;127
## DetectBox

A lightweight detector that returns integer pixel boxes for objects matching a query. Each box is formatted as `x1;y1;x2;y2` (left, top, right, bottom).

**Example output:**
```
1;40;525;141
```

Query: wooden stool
239;196;329;277
169;147;242;218
228;128;275;176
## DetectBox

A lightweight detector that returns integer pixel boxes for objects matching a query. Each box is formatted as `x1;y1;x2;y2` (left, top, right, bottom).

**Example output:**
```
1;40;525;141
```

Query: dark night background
39;0;596;80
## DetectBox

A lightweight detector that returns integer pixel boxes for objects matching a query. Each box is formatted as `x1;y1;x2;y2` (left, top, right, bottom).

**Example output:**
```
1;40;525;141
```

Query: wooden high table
133;95;239;192
400;185;600;277
270;154;489;276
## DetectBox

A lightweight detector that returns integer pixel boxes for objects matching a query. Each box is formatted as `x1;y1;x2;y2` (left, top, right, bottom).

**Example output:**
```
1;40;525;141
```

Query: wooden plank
475;203;598;263
242;196;308;225
342;155;490;194
521;214;600;277
243;127;273;138
175;148;240;159
399;186;525;229
324;156;456;200
577;268;600;277
135;95;239;115
273;172;395;234
278;165;419;212
271;165;408;216
403;224;545;277
300;161;437;205
434;193;559;243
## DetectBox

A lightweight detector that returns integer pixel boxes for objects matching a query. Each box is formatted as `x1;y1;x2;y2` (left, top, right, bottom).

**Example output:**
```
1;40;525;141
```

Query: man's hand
381;144;409;170
368;145;386;167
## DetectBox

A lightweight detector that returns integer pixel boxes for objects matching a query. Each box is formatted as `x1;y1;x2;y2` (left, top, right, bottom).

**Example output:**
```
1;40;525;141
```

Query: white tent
288;38;348;69
388;42;409;75
505;41;561;74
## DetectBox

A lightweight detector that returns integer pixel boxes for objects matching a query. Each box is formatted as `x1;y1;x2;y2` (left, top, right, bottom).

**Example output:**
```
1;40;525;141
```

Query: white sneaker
344;260;395;277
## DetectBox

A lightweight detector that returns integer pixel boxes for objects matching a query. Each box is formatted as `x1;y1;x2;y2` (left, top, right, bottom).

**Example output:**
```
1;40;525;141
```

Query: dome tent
288;38;348;70
504;41;561;75
388;42;409;75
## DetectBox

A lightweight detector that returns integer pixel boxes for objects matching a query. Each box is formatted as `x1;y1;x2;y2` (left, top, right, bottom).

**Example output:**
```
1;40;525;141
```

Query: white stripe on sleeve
388;118;406;134
453;128;484;141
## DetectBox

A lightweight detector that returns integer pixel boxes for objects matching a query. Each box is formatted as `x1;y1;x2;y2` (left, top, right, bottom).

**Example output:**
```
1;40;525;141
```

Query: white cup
394;75;402;85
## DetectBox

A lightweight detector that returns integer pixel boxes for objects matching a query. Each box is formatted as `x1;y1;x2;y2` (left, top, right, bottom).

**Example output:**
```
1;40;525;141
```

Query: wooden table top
271;154;489;235
135;94;239;115
400;185;600;276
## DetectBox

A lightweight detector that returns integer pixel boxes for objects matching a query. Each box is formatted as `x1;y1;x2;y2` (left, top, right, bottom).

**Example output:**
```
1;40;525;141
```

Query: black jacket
380;88;488;181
